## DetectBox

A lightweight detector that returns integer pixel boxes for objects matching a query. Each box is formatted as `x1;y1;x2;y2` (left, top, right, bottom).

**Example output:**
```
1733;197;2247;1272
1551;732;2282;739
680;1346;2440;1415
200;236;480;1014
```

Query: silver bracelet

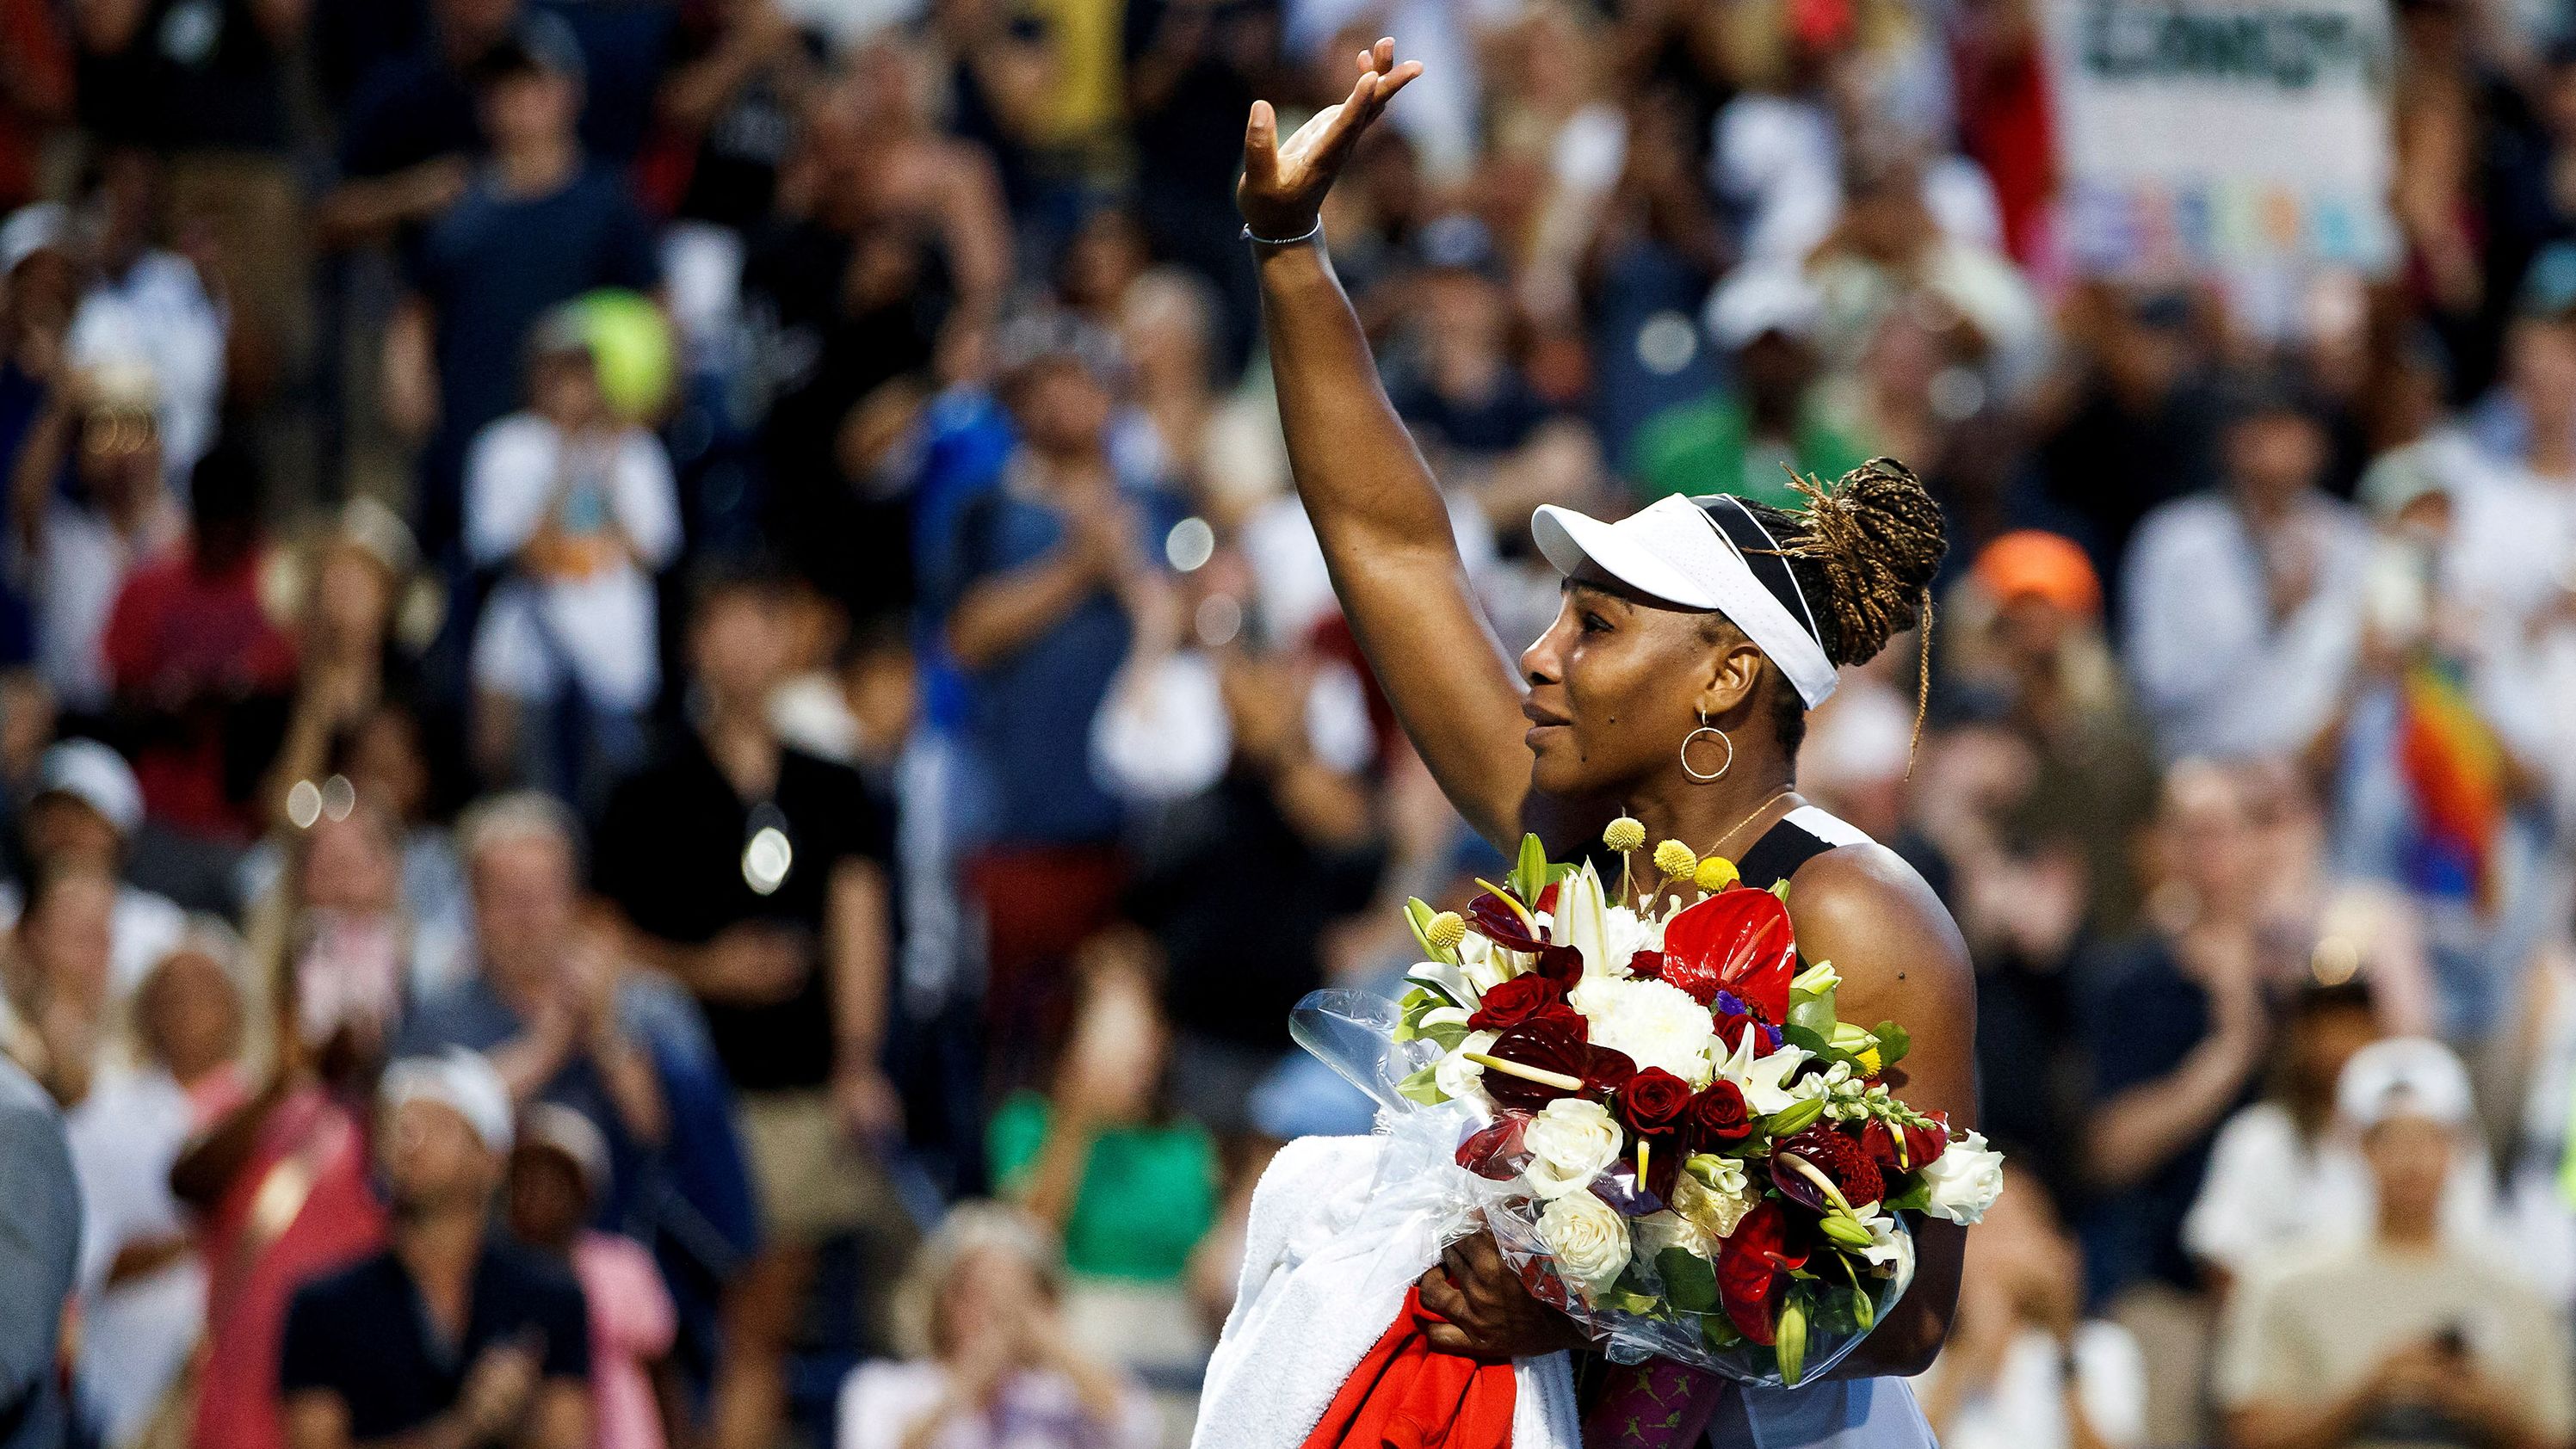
1241;217;1324;248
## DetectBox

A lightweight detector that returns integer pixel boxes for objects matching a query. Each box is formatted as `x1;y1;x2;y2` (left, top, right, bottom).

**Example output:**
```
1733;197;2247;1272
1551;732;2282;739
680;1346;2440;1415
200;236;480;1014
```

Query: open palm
1239;37;1424;238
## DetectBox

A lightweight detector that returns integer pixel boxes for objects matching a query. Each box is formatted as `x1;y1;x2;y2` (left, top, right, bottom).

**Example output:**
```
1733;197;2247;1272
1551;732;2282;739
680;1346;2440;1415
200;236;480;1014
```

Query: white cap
35;739;143;838
1531;492;1840;708
1706;265;1822;350
516;1101;609;1195
0;202;70;276
381;1048;516;1154
2338;1037;2473;1131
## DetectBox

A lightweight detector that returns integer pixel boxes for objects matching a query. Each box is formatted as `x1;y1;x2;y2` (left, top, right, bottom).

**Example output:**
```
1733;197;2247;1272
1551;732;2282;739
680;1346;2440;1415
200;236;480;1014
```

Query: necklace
1702;788;1795;865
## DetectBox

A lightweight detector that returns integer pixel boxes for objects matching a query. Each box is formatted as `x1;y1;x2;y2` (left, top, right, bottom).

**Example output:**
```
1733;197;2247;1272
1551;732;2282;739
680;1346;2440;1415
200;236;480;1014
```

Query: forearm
2227;1390;2377;1449
827;862;890;1076
1012;1109;1095;1230
2086;1033;2261;1189
590;1027;670;1146
947;548;1103;669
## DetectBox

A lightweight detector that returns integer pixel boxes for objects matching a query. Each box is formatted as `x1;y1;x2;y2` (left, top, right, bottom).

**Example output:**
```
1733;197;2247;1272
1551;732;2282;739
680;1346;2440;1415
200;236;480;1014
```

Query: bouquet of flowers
1295;823;2005;1393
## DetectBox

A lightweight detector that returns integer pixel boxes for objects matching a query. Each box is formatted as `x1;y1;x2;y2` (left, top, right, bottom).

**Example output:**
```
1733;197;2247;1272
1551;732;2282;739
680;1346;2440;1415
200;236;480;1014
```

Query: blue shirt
0;1057;77;1449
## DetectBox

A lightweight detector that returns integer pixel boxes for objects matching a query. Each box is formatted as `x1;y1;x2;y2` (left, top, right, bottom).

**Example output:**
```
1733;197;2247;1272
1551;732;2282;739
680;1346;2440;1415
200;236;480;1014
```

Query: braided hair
1737;459;1948;753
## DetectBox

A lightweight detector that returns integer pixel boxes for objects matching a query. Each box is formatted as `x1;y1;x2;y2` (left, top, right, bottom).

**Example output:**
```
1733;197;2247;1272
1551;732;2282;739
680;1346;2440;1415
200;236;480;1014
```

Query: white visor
1532;493;1840;708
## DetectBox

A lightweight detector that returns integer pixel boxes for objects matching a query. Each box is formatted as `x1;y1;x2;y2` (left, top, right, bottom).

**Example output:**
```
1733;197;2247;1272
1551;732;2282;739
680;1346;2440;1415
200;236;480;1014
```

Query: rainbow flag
2395;659;2507;909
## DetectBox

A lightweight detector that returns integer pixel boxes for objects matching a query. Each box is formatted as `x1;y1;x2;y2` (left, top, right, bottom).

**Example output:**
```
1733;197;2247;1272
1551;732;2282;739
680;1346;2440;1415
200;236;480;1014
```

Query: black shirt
595;731;893;1091
279;1242;590;1443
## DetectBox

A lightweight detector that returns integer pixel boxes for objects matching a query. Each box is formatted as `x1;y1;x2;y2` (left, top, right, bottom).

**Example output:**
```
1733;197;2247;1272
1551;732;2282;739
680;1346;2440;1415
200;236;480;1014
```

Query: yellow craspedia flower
1425;911;1467;951
1652;840;1698;881
1695;855;1739;893
1854;1045;1883;1076
1603;817;1646;853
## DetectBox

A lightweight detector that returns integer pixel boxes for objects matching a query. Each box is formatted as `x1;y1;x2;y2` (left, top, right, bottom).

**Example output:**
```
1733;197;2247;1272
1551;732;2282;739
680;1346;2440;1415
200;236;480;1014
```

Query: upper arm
616;439;683;565
528;1379;590;1449
281;1390;351;1449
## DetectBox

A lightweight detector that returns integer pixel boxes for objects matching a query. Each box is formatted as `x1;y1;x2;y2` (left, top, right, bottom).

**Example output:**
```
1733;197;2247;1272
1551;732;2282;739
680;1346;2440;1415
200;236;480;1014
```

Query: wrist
1243;215;1323;248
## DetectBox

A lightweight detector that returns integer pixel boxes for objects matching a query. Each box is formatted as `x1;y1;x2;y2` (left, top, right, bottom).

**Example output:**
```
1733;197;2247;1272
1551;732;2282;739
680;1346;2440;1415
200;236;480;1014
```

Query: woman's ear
1693;630;1768;724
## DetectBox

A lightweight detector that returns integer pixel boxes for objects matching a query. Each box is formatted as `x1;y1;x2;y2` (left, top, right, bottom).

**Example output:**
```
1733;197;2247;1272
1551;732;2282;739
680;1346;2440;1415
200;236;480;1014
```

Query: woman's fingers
1243;99;1279;181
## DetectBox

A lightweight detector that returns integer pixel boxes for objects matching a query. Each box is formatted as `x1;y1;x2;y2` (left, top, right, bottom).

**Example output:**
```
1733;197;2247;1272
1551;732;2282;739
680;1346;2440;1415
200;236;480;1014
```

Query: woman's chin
1525;735;1603;798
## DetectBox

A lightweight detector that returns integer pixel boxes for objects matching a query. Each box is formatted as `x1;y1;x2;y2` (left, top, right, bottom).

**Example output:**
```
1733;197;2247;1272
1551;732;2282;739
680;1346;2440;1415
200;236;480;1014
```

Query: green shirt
1628;392;1869;509
988;1091;1218;1281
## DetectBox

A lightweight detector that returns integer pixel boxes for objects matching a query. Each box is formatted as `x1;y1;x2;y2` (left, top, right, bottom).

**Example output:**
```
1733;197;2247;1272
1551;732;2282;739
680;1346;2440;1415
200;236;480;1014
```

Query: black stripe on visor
1696;495;1825;654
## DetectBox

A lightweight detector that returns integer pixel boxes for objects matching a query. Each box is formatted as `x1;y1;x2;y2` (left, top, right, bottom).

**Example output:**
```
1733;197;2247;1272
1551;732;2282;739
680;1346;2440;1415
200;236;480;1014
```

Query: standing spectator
0;739;186;1002
1915;1165;2147;1449
0;1047;77;1449
1629;265;1868;508
65;934;248;1448
507;1102;679;1449
835;1202;1158;1449
65;148;226;493
926;318;1177;1061
102;436;301;861
464;315;680;807
2215;1038;2573;1449
280;1049;592;1449
2122;374;2372;761
594;559;902;1449
385;34;661;560
318;0;528;252
2034;288;2221;578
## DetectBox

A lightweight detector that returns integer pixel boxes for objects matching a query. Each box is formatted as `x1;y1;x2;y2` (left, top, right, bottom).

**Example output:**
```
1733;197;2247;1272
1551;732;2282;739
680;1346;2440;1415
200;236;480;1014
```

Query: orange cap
1972;530;2102;619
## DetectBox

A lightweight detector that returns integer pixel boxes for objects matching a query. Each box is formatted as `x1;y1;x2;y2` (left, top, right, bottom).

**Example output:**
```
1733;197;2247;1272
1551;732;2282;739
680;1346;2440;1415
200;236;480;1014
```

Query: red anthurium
1480;1009;1592;1110
1455;1115;1529;1181
1466;893;1586;986
1660;887;1797;1021
1581;1045;1638;1100
1860;1114;1949;1175
1716;1202;1808;1345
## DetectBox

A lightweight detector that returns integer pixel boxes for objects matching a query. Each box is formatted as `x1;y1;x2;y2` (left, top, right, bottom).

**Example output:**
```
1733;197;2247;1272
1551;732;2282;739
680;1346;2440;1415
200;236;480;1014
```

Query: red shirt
101;543;299;840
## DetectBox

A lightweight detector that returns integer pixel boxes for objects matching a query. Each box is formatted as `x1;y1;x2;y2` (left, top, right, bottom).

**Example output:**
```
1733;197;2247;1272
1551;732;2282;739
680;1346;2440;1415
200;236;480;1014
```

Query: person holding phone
280;1049;592;1449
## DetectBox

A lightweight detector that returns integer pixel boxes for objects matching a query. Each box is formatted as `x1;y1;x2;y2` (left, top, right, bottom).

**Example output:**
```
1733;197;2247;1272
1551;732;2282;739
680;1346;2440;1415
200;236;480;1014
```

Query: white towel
1194;1123;1582;1449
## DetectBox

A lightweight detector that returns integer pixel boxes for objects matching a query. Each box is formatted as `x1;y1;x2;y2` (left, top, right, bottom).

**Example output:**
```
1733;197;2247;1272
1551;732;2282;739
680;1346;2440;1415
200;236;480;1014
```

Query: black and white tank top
1733;805;1875;893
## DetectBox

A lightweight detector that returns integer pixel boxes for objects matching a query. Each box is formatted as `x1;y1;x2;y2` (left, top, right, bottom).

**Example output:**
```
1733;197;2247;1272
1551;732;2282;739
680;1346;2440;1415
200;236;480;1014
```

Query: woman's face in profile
1517;571;1725;800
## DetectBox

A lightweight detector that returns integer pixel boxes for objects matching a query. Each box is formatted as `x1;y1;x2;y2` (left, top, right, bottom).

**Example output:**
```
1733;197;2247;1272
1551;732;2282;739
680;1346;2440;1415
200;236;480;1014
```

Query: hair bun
1786;458;1947;667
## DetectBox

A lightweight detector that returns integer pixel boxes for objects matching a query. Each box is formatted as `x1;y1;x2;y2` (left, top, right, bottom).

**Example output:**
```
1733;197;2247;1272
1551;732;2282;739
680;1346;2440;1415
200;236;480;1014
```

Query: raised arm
1240;40;1534;847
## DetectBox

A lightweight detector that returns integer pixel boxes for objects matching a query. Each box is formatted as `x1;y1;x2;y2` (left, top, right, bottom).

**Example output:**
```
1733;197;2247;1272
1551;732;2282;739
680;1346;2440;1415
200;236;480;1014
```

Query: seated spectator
2184;983;2495;1293
64;931;248;1446
1915;1164;2147;1449
1381;217;1554;463
281;1049;591;1449
2121;373;2369;761
101;435;300;858
9;354;182;718
0;1045;77;1449
0;738;184;1000
1629;265;1867;508
2215;1038;2573;1449
836;1202;1158;1449
399;792;672;1228
989;934;1217;1374
0;861;116;1106
508;1102;678;1449
466;312;680;809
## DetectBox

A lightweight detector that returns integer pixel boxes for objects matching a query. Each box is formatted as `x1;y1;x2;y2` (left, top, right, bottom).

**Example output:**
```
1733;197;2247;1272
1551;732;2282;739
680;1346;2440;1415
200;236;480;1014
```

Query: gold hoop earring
1681;712;1733;783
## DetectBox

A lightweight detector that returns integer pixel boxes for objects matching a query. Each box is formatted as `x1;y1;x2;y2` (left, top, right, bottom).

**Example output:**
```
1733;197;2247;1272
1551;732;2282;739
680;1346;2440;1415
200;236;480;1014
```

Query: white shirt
2183;1101;2496;1278
834;1360;1159;1449
69;252;226;490
64;1066;205;1448
465;415;682;712
1913;1323;2147;1449
29;497;175;714
2120;491;2371;761
0;879;187;1008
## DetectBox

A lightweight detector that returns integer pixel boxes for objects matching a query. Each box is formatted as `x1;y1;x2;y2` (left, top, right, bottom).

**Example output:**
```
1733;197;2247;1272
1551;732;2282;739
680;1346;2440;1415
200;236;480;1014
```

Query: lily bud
1776;1294;1809;1386
1765;1098;1825;1135
1818;1214;1874;1250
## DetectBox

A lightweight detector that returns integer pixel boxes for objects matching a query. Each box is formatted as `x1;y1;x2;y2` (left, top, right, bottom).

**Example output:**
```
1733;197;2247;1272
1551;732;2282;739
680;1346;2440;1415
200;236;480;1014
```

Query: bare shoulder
1786;842;1977;1120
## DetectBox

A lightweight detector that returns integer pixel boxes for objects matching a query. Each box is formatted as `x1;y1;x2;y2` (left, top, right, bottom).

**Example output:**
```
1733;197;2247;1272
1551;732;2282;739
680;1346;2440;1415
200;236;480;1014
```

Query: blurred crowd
14;0;2576;1447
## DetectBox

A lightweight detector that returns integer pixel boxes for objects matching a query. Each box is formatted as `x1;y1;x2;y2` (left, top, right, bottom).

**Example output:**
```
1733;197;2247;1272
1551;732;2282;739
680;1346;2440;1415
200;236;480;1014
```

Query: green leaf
1702;1314;1745;1351
1765;1097;1825;1135
1787;992;1838;1039
1658;1247;1719;1312
1883;1180;1931;1213
1395;1061;1448;1106
1393;987;1442;1041
1419;1020;1468;1051
1872;1020;1912;1068
1780;1023;1835;1059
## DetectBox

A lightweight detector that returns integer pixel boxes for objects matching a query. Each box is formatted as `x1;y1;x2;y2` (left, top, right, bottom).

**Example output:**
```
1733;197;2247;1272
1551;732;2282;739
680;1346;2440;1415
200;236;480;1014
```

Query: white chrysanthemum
1600;903;1662;975
1434;1030;1499;1107
1522;1098;1625;1199
1713;1027;1812;1116
1570;974;1716;1086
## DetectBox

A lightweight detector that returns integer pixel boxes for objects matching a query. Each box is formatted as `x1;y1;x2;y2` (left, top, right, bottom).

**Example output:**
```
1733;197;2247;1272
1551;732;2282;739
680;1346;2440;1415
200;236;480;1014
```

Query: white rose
1918;1130;2007;1225
1536;1190;1632;1298
1567;974;1717;1086
1435;1031;1500;1107
1522;1097;1625;1199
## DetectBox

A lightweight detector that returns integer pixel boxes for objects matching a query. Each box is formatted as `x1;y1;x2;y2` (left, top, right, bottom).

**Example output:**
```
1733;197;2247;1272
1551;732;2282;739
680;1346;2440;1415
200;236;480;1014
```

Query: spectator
318;0;528;252
0;1046;77;1449
1628;265;1868;508
0;738;185;1001
835;1202;1158;1449
594;558;903;1449
464;312;680;808
64;148;225;493
280;1048;591;1449
989;934;1218;1373
507;1102;680;1449
102;436;301;858
385;32;661;558
0;861;116;1107
2122;374;2371;761
2215;1038;2573;1449
64;932;248;1447
1915;1165;2147;1449
2034;287;2220;581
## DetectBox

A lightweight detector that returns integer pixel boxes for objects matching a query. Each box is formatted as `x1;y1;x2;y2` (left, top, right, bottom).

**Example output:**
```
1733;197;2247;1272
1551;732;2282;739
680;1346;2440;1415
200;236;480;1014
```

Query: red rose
1615;1068;1695;1139
1860;1114;1949;1174
1770;1125;1885;1211
1716;1202;1808;1345
1467;975;1566;1033
1627;950;1666;980
1481;1009;1592;1110
1683;1081;1754;1150
1660;887;1797;1020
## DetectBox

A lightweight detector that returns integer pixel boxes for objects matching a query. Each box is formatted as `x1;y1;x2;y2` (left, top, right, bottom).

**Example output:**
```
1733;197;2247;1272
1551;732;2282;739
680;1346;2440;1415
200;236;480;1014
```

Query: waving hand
1239;38;1424;238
